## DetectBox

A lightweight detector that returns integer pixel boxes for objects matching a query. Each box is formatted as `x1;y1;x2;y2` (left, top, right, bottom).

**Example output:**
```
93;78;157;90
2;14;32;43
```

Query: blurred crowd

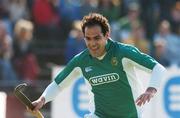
0;0;179;85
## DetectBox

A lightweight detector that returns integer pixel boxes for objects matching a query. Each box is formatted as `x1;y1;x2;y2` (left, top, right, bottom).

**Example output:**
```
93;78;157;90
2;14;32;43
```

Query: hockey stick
14;83;44;118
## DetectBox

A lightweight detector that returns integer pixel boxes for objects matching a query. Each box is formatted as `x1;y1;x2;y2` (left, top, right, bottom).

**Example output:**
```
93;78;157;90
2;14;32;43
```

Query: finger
147;95;151;102
136;95;143;103
32;101;37;106
27;106;33;112
147;93;154;102
34;101;44;111
34;104;41;111
136;97;142;106
31;102;37;111
142;95;149;105
137;95;145;106
27;106;37;115
136;100;143;106
32;101;39;108
139;94;149;106
143;93;154;105
137;100;143;106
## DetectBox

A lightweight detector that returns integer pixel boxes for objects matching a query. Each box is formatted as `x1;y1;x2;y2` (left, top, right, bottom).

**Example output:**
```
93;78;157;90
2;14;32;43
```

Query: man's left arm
136;63;166;106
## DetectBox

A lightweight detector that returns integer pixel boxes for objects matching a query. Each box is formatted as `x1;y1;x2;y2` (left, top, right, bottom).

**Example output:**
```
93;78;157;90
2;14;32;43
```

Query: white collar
96;52;107;60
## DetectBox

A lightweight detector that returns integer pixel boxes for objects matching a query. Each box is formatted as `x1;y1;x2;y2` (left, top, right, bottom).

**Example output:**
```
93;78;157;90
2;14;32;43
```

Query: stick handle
36;111;44;118
27;108;44;118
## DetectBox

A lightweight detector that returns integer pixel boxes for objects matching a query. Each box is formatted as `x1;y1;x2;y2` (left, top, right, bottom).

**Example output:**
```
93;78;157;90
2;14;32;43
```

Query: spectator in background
79;0;98;18
158;0;177;21
111;2;141;42
65;20;86;63
0;0;13;36
59;0;98;41
122;22;150;54
59;0;81;22
58;0;82;40
0;0;9;19
26;0;35;20
153;20;180;67
32;0;61;40
12;19;39;85
169;1;180;34
0;21;17;83
8;0;29;25
139;0;160;40
97;0;121;23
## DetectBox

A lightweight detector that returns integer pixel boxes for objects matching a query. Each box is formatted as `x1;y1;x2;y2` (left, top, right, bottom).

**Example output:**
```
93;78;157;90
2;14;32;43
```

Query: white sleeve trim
149;63;167;89
41;81;60;103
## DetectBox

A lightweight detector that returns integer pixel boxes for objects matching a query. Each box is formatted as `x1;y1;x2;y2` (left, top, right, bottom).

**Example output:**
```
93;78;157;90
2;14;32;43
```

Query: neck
96;52;107;60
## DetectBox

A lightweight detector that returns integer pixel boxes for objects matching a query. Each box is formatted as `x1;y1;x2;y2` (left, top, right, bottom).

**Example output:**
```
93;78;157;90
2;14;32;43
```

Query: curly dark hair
81;13;110;36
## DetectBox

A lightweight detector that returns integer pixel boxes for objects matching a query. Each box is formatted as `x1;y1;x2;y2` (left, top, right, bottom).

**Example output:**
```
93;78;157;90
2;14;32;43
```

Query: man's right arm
32;55;82;111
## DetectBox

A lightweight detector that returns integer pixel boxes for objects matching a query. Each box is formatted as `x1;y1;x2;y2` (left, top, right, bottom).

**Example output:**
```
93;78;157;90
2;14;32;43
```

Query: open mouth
90;47;98;52
90;45;99;50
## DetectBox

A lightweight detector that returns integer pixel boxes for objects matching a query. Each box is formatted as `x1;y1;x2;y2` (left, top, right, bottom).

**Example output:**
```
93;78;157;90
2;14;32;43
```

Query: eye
94;36;101;40
85;37;90;41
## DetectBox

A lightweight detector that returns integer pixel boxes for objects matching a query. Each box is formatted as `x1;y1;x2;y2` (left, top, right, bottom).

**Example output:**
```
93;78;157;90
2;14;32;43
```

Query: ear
105;32;110;39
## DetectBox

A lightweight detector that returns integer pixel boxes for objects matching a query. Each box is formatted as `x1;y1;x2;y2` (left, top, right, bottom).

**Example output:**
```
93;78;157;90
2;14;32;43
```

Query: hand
32;97;45;111
136;87;157;106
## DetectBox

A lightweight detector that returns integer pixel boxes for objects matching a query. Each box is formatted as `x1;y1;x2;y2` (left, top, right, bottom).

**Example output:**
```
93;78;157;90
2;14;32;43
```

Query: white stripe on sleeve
148;63;166;89
41;81;60;103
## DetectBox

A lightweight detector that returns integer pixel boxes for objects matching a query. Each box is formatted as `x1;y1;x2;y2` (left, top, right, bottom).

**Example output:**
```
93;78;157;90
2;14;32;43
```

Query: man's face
84;25;109;57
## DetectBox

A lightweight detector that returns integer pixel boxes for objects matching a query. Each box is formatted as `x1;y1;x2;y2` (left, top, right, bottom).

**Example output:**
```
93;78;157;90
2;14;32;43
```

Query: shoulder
72;49;89;62
75;48;88;57
114;41;138;54
65;49;89;68
112;41;144;59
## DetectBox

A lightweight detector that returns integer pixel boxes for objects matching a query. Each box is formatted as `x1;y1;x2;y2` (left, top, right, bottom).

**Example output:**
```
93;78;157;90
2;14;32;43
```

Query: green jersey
55;39;157;118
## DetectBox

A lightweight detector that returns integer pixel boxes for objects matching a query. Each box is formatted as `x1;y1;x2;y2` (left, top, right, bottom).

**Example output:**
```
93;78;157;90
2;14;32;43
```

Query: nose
88;39;96;47
91;41;97;47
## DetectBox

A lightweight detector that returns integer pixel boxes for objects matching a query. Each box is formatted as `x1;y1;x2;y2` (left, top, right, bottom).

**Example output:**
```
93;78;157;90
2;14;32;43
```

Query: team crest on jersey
111;57;118;66
89;73;119;86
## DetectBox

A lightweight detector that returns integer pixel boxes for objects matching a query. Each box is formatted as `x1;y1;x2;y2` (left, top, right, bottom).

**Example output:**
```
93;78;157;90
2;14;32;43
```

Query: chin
90;53;98;57
91;54;97;57
90;51;101;57
93;54;102;58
